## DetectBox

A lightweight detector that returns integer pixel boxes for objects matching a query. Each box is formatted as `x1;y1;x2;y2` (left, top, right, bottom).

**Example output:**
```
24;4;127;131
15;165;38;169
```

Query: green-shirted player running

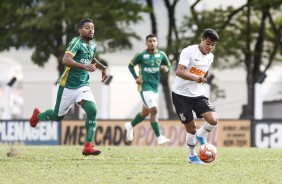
124;34;171;145
30;19;109;156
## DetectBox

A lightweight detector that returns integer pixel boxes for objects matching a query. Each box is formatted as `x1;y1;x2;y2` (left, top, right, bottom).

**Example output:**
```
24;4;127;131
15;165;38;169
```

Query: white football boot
157;135;170;145
124;122;134;141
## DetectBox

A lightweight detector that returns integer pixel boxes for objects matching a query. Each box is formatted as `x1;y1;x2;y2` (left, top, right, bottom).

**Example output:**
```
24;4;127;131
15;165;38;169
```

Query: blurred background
0;0;281;148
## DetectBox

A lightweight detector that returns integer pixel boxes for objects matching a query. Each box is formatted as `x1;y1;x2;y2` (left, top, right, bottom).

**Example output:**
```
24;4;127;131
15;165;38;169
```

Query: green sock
37;109;63;121
85;120;97;142
131;113;145;127
82;101;97;143
150;122;161;137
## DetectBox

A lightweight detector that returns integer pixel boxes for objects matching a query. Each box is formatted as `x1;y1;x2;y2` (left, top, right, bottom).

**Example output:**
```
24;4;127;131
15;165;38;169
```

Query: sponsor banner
131;120;250;147
132;120;210;146
251;119;282;148
0;120;60;145
216;120;251;147
61;120;251;147
61;121;131;146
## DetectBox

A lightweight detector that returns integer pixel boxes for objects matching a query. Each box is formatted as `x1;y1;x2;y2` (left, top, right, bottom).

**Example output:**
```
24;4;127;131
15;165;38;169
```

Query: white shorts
141;91;159;109
56;85;95;116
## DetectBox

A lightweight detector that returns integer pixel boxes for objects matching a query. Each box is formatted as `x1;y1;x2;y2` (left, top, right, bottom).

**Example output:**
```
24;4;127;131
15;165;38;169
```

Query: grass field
0;145;281;184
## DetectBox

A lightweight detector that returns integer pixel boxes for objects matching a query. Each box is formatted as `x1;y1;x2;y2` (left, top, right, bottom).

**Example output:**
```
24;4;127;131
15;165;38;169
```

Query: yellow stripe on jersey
159;51;171;66
65;51;75;56
59;66;71;87
130;50;145;66
138;63;142;92
130;53;140;66
68;37;81;53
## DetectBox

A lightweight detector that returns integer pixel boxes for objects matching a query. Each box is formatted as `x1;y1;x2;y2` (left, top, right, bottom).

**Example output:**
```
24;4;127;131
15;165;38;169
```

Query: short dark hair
146;33;157;40
79;19;94;29
202;29;219;42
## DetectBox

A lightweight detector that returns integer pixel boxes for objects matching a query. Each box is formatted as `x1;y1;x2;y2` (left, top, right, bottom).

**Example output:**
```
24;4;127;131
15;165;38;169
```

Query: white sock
196;122;217;137
186;132;196;157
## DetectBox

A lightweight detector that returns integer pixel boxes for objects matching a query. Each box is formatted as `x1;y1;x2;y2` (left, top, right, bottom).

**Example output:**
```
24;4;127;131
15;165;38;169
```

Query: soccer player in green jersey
29;19;109;156
124;34;171;145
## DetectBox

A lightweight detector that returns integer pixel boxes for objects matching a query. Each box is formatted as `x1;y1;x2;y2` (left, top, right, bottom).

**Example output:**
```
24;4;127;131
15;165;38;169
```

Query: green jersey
129;49;171;93
58;37;97;89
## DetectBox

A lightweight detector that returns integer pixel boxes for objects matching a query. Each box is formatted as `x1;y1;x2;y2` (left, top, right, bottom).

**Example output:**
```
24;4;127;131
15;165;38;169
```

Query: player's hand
135;77;143;84
85;63;96;72
194;76;207;83
160;65;169;73
101;68;109;83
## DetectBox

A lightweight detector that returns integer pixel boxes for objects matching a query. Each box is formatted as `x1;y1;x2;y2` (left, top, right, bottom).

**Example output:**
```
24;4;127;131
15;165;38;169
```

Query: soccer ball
198;143;217;163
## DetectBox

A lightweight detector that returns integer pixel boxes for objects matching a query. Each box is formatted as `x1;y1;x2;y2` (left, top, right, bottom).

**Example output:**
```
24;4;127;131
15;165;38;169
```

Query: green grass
0;145;281;184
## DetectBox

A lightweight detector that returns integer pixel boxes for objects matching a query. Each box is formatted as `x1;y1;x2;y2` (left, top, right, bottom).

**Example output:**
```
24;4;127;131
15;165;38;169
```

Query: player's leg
143;91;170;145
183;120;203;163
30;86;66;127
172;92;203;164
193;97;218;145
80;100;100;156
124;105;149;141
76;86;100;156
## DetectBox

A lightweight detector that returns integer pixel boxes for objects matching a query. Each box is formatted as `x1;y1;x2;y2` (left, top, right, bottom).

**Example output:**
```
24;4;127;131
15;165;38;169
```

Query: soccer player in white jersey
172;29;219;164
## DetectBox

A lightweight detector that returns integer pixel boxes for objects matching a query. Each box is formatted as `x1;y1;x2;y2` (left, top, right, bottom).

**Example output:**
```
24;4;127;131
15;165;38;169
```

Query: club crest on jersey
206;100;213;108
90;45;95;50
143;54;150;59
156;59;161;65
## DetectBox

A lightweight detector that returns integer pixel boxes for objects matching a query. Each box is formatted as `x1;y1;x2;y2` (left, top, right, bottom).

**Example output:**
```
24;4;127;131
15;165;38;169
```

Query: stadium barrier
60;120;251;147
3;119;281;148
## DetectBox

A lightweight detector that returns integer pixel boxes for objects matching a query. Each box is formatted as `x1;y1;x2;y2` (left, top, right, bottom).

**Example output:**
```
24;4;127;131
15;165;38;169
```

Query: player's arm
92;58;109;83
160;52;171;73
92;58;108;70
176;64;206;83
204;71;209;78
128;63;143;84
62;53;96;72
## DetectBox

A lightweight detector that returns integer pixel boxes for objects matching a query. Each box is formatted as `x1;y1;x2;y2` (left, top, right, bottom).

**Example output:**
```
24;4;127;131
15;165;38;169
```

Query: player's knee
86;106;97;117
185;121;197;134
208;119;219;126
150;107;158;115
141;111;149;117
82;101;97;118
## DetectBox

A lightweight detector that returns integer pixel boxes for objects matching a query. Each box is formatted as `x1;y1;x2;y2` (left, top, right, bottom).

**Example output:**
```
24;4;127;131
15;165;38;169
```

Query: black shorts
172;91;215;124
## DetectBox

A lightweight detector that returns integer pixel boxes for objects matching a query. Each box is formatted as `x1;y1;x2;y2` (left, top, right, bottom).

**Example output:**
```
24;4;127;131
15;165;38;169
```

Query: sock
37;109;64;121
186;132;196;157
131;113;145;127
82;101;97;143
196;122;217;137
150;122;161;137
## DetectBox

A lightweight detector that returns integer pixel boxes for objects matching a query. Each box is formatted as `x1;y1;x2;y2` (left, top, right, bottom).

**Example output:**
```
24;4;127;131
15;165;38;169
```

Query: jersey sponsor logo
189;67;206;77
80;58;92;65
154;53;161;57
144;67;159;73
179;113;186;121
143;54;150;59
